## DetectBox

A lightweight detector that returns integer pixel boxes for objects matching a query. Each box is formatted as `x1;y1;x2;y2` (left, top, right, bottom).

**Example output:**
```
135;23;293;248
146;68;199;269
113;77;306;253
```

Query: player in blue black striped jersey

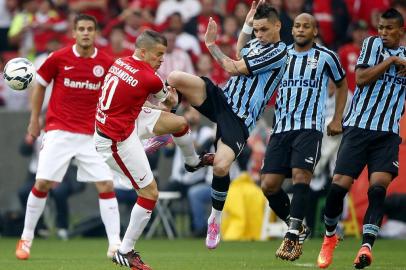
167;1;287;250
318;8;406;269
260;13;348;262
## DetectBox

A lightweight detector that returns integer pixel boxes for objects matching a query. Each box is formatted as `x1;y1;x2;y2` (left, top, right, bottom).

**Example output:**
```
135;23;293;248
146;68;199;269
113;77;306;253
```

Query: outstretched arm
236;0;264;59
205;17;249;76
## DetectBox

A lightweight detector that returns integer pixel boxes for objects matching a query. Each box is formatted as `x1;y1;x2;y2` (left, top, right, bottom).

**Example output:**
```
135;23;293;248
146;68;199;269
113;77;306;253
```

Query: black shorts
193;77;249;157
334;127;401;179
261;130;323;177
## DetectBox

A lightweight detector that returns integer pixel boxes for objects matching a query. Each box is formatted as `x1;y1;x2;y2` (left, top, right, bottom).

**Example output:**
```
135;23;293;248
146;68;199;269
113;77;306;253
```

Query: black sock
264;188;290;225
286;183;310;234
211;174;230;211
362;184;386;248
290;183;310;221
324;183;348;234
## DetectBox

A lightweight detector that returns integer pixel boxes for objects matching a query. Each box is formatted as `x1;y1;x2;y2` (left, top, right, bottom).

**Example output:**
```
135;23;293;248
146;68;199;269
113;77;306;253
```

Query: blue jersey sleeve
243;42;287;76
325;50;346;83
356;36;383;69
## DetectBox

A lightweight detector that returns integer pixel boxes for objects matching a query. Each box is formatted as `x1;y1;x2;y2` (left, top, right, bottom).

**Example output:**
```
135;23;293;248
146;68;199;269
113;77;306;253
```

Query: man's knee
34;179;53;192
292;169;312;184
95;180;114;193
213;159;231;177
332;174;353;190
138;180;159;201
172;116;188;135
167;71;183;87
260;175;282;195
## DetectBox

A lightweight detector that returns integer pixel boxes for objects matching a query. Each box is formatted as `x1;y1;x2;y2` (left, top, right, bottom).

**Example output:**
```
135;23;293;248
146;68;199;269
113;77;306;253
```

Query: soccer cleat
298;224;311;245
353;246;373;269
16;239;31;260
206;218;220;249
107;242;121;259
317;234;339;268
144;135;173;154
275;232;303;261
185;153;215;173
112;250;152;270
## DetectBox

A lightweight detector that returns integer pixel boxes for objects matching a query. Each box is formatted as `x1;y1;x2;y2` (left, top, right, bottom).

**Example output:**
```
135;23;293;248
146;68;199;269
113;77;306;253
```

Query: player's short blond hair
135;30;167;49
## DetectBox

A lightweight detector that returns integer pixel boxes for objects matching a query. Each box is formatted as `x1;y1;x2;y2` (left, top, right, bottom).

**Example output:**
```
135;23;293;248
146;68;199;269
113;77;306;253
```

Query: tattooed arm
205;17;249;76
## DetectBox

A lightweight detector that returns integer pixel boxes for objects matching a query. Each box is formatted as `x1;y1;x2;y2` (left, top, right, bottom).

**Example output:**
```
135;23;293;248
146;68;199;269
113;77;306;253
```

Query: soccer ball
3;57;36;91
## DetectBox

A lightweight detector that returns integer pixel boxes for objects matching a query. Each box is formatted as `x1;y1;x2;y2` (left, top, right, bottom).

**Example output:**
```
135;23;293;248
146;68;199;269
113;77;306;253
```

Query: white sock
362;243;372;250
119;203;152;253
99;196;121;246
325;229;336;237
172;129;199;166
208;207;222;225
21;191;47;241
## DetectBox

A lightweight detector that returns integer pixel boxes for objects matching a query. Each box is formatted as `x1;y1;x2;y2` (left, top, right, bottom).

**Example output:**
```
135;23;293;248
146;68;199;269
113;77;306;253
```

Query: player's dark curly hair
381;8;404;27
254;3;280;22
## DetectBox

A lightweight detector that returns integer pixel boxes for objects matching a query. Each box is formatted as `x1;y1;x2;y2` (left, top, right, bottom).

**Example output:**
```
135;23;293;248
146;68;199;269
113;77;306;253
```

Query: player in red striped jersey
94;30;213;270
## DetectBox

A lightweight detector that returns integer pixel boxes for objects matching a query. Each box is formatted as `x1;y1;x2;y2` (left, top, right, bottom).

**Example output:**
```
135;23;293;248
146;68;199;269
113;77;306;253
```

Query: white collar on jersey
72;44;98;58
132;55;141;61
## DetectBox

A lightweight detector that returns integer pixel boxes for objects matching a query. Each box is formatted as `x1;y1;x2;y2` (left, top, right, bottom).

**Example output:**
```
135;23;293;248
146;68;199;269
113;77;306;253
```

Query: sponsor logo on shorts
143;107;152;113
139;174;147;181
393;161;399;168
305;157;314;164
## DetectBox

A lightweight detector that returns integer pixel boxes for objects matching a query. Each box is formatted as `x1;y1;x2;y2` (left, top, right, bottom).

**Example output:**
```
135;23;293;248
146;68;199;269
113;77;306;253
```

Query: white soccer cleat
107;242;121;259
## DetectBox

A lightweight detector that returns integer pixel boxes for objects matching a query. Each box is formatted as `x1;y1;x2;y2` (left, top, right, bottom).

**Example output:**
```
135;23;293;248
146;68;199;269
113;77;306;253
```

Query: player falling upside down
317;8;406;269
167;1;287;250
94;30;213;270
16;14;122;260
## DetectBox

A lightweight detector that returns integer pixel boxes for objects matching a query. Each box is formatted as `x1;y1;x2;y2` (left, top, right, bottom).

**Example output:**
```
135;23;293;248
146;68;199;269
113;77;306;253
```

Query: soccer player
16;14;121;260
317;8;406;269
167;1;287;249
261;13;348;261
94;30;213;270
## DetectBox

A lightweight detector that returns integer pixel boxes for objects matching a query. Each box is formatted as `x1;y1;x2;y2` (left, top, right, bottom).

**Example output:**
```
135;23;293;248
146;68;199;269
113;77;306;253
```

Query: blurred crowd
1;0;406;110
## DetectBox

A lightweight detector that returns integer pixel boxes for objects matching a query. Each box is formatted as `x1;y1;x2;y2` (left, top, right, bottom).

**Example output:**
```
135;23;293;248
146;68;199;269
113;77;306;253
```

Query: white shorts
36;130;113;182
136;107;162;140
94;107;161;189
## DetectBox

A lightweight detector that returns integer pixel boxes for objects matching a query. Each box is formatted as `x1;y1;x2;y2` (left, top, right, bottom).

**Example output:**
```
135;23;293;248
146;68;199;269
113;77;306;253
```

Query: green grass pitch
1;237;406;270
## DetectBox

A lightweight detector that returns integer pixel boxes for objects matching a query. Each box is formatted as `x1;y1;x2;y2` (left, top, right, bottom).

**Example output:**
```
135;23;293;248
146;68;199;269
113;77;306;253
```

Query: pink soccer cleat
206;218;220;249
144;135;173;154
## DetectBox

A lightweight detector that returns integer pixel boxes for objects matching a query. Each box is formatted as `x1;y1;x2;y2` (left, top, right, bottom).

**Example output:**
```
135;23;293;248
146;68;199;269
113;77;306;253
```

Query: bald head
294;13;317;28
292;13;318;49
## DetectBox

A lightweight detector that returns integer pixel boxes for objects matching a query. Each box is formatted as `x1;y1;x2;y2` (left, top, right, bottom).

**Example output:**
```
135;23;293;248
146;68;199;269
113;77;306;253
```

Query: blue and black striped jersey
273;43;346;133
222;39;287;132
343;36;406;134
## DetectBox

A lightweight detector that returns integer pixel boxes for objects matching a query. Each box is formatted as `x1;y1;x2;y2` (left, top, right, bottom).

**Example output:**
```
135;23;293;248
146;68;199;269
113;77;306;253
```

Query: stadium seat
145;191;182;239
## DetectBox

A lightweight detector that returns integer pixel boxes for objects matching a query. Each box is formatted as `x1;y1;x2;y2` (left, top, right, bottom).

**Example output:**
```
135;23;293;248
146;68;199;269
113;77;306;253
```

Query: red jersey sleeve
36;52;59;87
149;72;165;94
